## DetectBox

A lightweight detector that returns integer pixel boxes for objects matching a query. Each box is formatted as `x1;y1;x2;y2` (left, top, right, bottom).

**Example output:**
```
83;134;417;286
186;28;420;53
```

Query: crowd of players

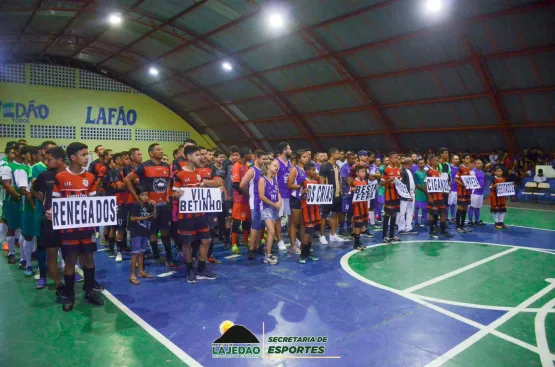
1;138;511;312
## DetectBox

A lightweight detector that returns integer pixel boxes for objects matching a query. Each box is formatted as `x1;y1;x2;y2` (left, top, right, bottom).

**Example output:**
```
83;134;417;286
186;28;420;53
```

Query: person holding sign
173;145;221;284
380;152;401;243
454;154;473;233
413;158;428;228
258;160;281;265
490;166;508;229
319;148;347;244
426;157;454;239
128;186;154;285
351;166;369;251
299;163;320;264
287;149;311;255
397;158;417;236
468;159;486;227
52;142;103;312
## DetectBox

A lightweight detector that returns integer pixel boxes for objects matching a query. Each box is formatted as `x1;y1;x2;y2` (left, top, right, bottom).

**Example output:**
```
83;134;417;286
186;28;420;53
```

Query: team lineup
0;139;510;312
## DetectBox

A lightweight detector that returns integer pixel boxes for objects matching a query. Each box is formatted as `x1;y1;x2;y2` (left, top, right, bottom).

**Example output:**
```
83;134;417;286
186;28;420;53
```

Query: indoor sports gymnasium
1;1;554;366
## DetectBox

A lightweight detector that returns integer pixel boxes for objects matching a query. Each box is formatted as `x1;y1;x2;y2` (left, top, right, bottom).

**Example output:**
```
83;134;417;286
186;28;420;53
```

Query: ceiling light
222;62;233;71
426;0;442;13
268;13;284;28
108;13;122;25
149;67;159;76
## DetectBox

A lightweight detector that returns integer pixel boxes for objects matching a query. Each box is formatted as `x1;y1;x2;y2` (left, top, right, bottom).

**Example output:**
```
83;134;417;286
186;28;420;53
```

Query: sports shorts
232;202;251;221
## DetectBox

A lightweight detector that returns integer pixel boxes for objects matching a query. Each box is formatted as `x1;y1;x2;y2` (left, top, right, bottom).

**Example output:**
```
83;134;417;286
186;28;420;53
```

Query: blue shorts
131;236;148;254
251;209;262;231
342;197;353;214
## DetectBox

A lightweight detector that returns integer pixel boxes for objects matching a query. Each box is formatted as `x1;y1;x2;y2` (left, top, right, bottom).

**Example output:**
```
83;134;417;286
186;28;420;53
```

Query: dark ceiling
1;0;554;153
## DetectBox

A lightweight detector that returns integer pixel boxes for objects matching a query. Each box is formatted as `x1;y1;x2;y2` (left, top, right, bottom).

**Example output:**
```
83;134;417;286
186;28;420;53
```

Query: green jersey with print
378;165;386;196
4;161;26;202
413;170;428;202
19;164;34;212
30;162;47;212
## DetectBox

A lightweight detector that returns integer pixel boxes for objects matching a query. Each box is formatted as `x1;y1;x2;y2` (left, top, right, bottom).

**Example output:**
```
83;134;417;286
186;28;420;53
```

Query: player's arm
31;176;44;202
287;167;301;190
455;171;464;186
124;170;140;201
240;168;254;192
2;178;20;200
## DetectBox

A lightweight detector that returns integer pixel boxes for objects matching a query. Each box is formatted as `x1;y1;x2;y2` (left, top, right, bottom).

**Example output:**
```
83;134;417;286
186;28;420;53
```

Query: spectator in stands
534;169;547;184
489;150;499;164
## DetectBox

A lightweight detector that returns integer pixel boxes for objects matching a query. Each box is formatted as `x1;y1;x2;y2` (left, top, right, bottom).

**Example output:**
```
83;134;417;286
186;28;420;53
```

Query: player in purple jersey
468;159;486;226
339;152;356;235
447;155;460;222
287;150;311;254
275;142;292;250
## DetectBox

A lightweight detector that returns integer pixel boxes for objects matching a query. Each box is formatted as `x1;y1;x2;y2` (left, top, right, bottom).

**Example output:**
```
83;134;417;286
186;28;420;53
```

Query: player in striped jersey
299;163;320;264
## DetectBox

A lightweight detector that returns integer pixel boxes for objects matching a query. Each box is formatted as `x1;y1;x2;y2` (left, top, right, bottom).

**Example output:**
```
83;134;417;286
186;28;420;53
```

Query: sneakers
361;230;374;238
407;230;418;235
197;270;218;280
24;266;34;277
19;259;26;270
62;297;75;312
115;252;123;262
330;234;347;242
231;244;240;254
391;236;401;242
247;250;256;260
319;236;328;245
462;227;472;233
398;231;407;236
298;256;307;264
354;242;365;251
416;223;426;228
74;273;83;282
93;281;105;292
295;238;301;247
56;283;67;299
264;254;278;265
35;272;40;280
207;256;221;264
467;222;475;227
429;232;439;239
289;247;301;255
7;254;16;264
477;220;486;226
456;228;465;233
36;278;47;289
187;270;197;284
382;237;392;243
441;231;454;238
501;223;508;229
84;292;104;306
277;240;287;251
107;250;116;258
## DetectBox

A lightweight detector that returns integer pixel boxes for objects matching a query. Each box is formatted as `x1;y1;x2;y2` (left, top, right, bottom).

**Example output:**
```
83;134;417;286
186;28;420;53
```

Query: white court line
482;221;555;232
74;268;202;367
414;295;555;313
224;254;241;259
340;248;555;359
425;279;555;367
483;204;555;213
157;271;177;278
535;297;555;367
404;247;519;293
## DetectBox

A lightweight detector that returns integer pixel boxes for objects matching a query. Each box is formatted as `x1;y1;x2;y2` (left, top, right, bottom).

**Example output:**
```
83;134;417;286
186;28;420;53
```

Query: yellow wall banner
0;66;215;154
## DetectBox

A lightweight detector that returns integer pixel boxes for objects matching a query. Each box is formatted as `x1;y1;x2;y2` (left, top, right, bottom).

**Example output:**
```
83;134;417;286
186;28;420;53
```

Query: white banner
52;196;117;230
461;175;480;190
179;188;222;213
426;177;449;193
352;182;378;202
306;184;334;204
496;182;515;197
394;179;412;199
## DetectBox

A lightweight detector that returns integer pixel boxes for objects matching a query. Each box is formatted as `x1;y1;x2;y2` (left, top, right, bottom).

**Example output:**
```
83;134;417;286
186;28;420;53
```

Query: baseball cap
357;150;368;157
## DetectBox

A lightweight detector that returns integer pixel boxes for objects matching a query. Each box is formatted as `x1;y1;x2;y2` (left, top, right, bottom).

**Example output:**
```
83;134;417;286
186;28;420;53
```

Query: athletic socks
382;215;390;239
149;241;159;255
475;208;481;221
388;216;395;238
37;246;47;278
449;204;456;220
161;236;172;262
186;262;193;272
83;267;95;294
369;211;375;226
108;238;115;252
468;207;474;222
429;216;437;233
64;274;75;297
198;260;206;273
116;240;125;252
353;234;361;248
455;210;461;228
461;210;467;227
6;236;15;256
22;239;34;265
440;221;446;234
301;244;309;258
231;233;238;245
499;212;505;223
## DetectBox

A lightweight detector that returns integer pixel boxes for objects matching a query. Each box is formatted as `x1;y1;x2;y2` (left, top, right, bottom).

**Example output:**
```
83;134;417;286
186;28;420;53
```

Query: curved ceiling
1;0;554;153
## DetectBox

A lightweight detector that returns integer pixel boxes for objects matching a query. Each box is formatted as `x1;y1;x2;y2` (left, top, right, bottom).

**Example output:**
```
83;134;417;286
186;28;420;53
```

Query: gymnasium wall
0;64;215;155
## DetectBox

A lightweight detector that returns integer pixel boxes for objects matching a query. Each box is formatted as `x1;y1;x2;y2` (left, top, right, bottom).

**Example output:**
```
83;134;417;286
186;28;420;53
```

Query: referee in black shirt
319;147;348;244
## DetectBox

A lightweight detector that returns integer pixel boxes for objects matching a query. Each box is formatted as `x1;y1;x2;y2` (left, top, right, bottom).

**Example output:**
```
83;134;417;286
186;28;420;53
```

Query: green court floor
481;205;555;230
0;257;187;367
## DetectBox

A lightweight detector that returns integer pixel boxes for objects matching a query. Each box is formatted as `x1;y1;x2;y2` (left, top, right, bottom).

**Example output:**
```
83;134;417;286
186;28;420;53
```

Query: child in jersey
455;153;473;233
128;186;154;285
426;156;454;239
299;163;320;264
413;158;428;228
258;159;281;265
490;166;508;229
351;165;369;251
380;153;400;243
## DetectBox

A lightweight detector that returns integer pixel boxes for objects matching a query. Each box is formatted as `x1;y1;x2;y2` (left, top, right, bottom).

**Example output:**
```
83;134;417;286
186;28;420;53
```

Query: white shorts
470;194;483;209
448;192;458;206
279;198;291;217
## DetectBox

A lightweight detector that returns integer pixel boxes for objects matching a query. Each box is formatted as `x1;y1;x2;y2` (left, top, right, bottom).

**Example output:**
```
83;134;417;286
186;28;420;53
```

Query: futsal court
2;204;554;367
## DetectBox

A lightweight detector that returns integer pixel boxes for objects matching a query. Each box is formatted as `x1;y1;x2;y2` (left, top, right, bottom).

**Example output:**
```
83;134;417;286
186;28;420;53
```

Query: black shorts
150;204;171;234
178;216;211;243
117;204;129;231
38;220;61;249
322;196;342;216
61;242;97;256
290;196;301;210
354;220;368;229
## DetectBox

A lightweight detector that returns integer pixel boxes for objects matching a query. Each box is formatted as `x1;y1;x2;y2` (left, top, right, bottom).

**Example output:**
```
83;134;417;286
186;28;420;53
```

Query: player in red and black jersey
125;143;174;266
455;153;473;233
31;146;66;297
105;153;130;260
380;152;401;243
426;156;454;239
490;166;508;229
52;142;104;312
173;145;221;284
299;163;320;264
